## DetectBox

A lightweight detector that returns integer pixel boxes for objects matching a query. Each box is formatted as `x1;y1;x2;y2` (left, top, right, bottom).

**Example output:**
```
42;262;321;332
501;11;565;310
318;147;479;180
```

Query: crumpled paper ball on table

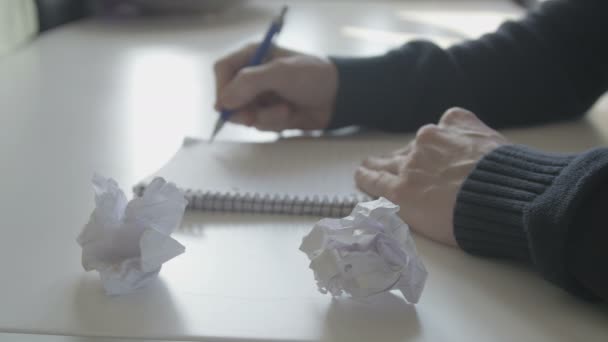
77;174;187;295
300;197;428;303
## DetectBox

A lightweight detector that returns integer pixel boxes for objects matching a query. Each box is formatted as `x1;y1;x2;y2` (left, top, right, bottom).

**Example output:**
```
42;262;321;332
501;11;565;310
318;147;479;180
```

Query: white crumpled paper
299;197;427;303
77;174;187;295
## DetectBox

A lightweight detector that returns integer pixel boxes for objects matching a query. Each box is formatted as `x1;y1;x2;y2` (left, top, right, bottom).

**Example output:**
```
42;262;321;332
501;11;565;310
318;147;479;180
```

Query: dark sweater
329;0;608;301
35;0;89;32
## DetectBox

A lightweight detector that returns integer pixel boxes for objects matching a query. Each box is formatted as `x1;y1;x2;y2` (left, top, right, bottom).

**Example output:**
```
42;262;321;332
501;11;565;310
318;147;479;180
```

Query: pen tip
209;118;225;144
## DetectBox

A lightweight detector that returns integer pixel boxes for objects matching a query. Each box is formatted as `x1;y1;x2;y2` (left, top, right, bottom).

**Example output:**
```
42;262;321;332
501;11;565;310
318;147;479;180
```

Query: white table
1;1;607;341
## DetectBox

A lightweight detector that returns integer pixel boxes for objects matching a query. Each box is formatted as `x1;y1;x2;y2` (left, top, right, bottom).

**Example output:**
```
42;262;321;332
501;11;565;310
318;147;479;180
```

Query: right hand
214;44;338;132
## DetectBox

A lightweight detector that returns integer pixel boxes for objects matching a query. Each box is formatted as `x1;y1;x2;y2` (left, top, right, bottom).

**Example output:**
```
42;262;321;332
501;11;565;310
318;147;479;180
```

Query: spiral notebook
134;137;406;217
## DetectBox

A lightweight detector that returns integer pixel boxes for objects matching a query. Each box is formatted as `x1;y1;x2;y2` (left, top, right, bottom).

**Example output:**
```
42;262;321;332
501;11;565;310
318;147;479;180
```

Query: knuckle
273;58;293;72
441;107;475;123
236;68;256;85
415;124;440;142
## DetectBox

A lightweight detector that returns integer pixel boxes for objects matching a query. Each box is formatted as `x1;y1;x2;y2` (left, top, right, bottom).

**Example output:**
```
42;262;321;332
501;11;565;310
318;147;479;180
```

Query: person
213;0;608;302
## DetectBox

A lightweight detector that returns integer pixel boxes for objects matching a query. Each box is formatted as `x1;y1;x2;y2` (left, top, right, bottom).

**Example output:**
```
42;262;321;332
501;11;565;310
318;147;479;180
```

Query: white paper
300;197;428;303
77;174;187;295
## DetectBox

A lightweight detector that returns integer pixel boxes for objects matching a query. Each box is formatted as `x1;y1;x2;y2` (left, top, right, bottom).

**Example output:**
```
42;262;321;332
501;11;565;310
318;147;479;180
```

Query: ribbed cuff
454;145;575;261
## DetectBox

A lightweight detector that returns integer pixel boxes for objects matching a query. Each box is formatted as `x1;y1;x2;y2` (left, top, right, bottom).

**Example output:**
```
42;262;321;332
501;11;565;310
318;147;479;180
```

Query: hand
213;44;338;132
355;108;508;246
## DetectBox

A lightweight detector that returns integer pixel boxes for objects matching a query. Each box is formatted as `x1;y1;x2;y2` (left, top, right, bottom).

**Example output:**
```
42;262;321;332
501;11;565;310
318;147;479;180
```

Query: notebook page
140;137;409;198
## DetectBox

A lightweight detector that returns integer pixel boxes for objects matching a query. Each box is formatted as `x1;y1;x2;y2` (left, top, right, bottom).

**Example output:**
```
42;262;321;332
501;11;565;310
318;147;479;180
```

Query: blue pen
209;6;288;142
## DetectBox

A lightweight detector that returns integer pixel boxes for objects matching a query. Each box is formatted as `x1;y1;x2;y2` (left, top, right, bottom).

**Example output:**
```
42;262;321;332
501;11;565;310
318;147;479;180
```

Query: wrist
453;144;576;260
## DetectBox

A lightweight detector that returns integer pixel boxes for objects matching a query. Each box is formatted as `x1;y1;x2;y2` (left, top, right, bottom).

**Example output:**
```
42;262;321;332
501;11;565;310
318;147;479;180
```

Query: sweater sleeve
566;175;608;300
328;0;608;132
35;0;88;32
453;145;608;301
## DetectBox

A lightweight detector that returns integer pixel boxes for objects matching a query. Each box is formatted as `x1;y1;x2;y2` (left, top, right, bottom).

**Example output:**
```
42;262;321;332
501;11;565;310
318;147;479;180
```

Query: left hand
355;108;508;246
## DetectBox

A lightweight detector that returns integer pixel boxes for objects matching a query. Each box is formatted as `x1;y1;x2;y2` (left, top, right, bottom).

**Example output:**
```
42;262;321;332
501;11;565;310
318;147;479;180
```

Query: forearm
329;42;475;131
567;179;608;300
454;145;608;301
329;0;608;132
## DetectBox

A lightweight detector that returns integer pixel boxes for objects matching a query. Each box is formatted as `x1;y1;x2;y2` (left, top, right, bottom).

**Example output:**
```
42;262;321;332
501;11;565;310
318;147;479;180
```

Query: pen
209;5;289;143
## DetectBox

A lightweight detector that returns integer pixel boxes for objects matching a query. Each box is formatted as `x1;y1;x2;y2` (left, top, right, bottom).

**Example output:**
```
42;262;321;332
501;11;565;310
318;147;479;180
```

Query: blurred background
0;0;543;186
2;0;543;59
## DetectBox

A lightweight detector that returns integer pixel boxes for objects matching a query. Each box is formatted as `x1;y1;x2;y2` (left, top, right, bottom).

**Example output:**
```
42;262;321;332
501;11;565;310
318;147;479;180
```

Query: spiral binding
133;183;367;217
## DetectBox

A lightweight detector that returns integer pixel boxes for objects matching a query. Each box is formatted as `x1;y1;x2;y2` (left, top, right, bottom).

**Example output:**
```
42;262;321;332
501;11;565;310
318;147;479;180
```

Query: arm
568;179;608;300
330;0;608;132
354;107;608;301
454;144;608;301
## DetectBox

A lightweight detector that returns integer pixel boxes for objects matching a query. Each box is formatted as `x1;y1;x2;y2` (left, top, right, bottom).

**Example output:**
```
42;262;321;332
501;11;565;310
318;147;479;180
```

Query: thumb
218;61;288;111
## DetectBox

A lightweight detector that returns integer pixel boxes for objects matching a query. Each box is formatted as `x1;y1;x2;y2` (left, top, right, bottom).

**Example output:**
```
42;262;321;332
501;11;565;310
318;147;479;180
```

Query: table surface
1;1;607;341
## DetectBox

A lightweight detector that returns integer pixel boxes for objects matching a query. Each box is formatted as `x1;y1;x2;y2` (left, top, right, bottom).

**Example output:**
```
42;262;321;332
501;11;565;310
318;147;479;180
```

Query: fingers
438;107;508;144
214;44;296;106
438;107;494;131
218;61;289;111
214;43;260;109
227;103;293;132
229;110;256;126
355;166;400;199
391;141;413;156
253;103;292;132
415;123;455;147
362;156;401;174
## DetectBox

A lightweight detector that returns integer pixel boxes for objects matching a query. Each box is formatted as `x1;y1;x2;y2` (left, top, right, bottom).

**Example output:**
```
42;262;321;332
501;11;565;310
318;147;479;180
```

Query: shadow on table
73;276;185;340
177;210;209;236
321;292;421;342
73;2;274;36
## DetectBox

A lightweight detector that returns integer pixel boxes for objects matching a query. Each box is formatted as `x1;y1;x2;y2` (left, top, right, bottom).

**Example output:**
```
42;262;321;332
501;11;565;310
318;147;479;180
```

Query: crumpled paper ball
77;174;187;295
299;197;428;303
